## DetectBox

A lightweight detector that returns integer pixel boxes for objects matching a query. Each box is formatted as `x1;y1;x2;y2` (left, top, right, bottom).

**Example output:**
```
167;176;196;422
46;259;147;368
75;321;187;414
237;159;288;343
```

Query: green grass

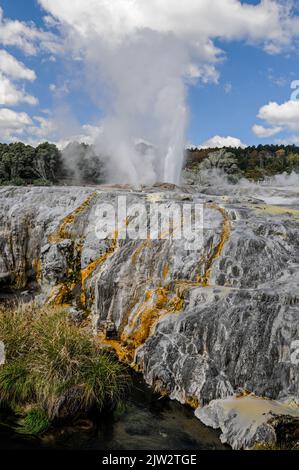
18;408;50;435
0;302;129;433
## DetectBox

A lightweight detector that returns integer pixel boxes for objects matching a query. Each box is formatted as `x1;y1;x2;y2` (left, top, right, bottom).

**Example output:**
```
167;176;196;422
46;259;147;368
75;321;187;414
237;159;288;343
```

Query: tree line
1;141;299;186
0;141;106;186
186;144;299;180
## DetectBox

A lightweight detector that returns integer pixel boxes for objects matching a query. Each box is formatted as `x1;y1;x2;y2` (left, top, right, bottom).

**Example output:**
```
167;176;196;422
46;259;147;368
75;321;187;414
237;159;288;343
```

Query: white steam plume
38;0;299;184
86;30;189;184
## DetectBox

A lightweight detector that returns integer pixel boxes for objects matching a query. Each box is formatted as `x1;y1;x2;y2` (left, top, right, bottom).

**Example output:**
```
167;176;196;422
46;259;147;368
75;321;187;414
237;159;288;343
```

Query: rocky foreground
0;182;298;449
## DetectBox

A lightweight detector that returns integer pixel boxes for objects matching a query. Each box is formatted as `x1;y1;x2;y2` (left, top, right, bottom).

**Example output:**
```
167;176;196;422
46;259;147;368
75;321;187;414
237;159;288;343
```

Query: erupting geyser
39;1;190;184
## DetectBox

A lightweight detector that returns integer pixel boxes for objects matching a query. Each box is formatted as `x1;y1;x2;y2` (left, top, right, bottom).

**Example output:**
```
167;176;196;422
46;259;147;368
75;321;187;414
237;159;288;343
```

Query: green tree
33;142;63;181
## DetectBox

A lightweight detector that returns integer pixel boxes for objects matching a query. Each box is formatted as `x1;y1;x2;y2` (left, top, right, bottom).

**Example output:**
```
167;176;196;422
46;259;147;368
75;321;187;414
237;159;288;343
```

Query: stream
0;373;227;450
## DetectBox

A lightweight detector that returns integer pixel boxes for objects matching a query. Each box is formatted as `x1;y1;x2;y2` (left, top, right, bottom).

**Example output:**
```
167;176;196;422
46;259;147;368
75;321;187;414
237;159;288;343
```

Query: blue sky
188;41;299;145
0;0;299;148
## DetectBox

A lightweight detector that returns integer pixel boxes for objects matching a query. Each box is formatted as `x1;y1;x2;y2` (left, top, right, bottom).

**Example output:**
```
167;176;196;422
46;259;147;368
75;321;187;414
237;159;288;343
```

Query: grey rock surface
0;182;298;449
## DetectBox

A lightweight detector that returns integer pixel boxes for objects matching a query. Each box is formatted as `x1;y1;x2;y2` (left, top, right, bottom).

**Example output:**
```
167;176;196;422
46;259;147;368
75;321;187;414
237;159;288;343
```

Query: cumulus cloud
22;111;102;149
0;49;37;106
253;98;299;143
276;135;299;145
199;135;247;149
37;0;299;91
0;50;36;80
257;100;299;132
252;123;282;138
38;0;299;53
0;9;55;111
0;72;38;106
0;105;101;146
0;7;59;55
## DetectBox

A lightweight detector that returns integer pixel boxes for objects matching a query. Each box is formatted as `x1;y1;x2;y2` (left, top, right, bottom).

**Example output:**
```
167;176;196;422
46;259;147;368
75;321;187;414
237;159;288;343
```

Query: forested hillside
0;142;106;185
1;141;299;185
186;145;299;180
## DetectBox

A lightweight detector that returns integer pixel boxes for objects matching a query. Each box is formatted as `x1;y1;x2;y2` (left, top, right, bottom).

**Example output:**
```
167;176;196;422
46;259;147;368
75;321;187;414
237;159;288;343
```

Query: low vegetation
0;303;129;434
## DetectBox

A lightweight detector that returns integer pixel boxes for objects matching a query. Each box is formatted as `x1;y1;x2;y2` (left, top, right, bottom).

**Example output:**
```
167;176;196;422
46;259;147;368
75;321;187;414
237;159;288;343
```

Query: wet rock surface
0;182;298;449
196;394;299;449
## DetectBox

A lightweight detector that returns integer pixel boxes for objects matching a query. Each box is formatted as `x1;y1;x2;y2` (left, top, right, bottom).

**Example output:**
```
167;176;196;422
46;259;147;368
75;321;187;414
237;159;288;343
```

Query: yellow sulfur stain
108;285;186;364
144;289;153;302
131;240;148;266
97;332;133;363
80;231;119;306
102;205;231;367
255;204;299;219
168;294;185;311
32;258;42;282
198;205;231;287
46;283;73;306
104;288;167;363
162;263;169;280
46;192;97;306
185;396;200;409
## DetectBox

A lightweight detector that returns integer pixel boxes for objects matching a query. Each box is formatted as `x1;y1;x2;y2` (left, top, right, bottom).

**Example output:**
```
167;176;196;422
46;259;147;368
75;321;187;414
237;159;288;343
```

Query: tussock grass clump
0;303;129;433
19;407;50;435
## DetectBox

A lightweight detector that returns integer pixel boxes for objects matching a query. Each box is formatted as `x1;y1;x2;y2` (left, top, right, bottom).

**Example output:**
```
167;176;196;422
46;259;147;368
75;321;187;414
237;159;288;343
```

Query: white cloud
0;108;32;140
49;80;70;97
0;50;36;80
34;1;299;92
257;99;299;133
186;63;219;84
23;113;102;148
0;103;102;146
276;135;299;145
39;0;299;54
0;8;58;111
224;82;232;94
28;115;57;139
267;69;288;87
0;48;38;107
252;123;282;138
0;6;59;56
0;72;38;106
199;135;246;149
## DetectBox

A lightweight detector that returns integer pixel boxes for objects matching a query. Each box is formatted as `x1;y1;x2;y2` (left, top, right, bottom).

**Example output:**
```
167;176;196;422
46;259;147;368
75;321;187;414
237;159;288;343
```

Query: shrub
10;177;25;186
0;303;129;433
32;179;51;186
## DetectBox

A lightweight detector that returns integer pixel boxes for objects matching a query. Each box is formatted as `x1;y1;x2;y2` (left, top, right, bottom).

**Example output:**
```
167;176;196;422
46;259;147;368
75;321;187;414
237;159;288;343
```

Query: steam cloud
88;31;188;184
